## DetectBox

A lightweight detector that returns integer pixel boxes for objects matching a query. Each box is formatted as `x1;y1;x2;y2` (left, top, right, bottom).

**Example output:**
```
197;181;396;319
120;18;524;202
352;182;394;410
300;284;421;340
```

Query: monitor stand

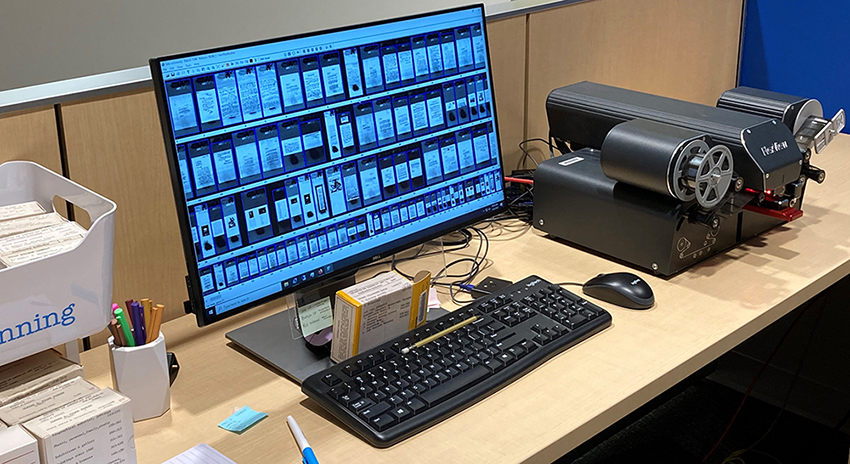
225;273;353;384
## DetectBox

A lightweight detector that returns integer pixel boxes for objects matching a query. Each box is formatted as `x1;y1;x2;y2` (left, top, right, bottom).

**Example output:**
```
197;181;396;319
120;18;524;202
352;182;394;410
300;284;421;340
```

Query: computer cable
703;295;822;463
720;293;827;464
518;137;562;170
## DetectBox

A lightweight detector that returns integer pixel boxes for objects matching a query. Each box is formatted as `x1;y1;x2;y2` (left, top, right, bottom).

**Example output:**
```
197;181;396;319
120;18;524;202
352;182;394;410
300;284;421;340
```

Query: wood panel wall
0;107;62;172
525;0;743;161
486;15;528;172
60;89;188;346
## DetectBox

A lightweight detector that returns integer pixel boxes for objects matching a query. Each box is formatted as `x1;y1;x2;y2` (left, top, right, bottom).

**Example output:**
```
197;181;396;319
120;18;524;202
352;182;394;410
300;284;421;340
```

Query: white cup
108;332;171;421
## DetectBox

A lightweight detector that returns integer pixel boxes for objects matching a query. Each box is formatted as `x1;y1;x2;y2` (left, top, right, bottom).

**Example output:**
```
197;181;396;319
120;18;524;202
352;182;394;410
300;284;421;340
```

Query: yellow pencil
401;316;478;354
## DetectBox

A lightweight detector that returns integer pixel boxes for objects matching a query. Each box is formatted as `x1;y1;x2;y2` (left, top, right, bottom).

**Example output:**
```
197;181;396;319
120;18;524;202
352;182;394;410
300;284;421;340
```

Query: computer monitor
150;4;505;328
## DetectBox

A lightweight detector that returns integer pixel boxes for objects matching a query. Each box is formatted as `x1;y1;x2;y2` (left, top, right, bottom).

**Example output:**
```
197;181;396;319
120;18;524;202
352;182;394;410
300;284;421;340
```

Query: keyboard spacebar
420;366;490;406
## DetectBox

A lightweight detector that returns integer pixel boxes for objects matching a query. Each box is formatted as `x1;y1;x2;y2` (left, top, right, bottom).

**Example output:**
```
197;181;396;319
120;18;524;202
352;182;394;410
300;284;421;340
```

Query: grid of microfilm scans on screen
159;8;503;316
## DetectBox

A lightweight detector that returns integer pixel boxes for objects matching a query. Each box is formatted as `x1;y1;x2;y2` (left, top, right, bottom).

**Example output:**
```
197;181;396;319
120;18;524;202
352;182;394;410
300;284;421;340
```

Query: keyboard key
360;401;391;421
370;414;397;431
405;398;427;414
564;314;588;329
390;406;412;422
339;391;361;406
342;364;357;376
389;395;405;406
420;366;489;406
349;398;374;412
483;358;504;372
322;373;342;386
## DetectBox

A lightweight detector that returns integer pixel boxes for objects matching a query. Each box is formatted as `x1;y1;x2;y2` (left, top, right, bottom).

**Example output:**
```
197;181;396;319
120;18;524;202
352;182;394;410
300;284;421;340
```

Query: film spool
684;145;734;208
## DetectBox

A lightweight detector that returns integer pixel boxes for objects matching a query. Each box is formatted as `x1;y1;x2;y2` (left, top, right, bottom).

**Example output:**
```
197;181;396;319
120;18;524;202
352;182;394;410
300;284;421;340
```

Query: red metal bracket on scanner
743;204;804;221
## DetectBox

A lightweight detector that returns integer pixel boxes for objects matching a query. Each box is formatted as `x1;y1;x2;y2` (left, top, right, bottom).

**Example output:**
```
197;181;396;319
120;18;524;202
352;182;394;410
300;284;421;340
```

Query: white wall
0;0;507;92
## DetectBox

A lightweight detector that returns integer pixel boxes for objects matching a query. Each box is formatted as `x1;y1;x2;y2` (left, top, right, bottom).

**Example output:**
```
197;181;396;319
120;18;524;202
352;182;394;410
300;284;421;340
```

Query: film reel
671;142;734;208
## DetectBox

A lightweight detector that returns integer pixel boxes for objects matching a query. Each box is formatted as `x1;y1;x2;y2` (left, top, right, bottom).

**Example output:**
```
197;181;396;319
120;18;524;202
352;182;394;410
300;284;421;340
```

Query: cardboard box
0;424;39;464
0;351;84;407
22;388;136;464
0;377;99;425
0;222;86;256
0;213;67;239
331;271;430;362
0;202;46;222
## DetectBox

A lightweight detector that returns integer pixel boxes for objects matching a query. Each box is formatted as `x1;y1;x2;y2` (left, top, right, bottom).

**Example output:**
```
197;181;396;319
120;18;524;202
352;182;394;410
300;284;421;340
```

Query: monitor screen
150;4;505;326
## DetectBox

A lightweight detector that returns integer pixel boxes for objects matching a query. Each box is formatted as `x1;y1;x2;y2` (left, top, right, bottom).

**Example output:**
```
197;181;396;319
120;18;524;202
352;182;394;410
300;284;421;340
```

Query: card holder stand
0;161;116;367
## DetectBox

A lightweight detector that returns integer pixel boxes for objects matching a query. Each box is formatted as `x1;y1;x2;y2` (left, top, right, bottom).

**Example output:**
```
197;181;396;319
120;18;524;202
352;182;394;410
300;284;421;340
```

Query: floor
559;379;850;464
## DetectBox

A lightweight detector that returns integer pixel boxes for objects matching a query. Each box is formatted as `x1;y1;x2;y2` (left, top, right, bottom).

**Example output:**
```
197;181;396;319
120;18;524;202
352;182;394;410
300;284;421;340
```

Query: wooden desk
79;136;850;463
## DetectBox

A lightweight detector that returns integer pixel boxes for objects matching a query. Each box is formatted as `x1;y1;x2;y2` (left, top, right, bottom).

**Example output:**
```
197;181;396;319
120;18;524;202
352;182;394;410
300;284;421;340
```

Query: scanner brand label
760;140;789;156
558;156;584;167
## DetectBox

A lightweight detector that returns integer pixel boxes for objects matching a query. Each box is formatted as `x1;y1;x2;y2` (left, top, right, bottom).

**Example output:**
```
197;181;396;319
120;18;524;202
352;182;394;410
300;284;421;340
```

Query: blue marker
287;415;319;464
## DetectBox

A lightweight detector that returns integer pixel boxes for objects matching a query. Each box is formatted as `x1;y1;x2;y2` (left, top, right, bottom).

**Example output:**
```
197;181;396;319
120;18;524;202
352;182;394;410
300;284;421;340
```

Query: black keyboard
302;275;612;447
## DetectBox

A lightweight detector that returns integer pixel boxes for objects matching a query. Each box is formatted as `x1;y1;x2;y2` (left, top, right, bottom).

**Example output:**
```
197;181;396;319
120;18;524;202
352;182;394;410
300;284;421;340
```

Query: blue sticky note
218;406;268;433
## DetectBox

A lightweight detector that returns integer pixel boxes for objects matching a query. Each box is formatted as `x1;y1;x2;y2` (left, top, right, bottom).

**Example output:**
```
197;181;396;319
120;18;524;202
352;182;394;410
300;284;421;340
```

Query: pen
401;316;478;354
141;298;154;340
114;308;136;347
287;415;319;464
131;302;147;346
149;304;164;342
108;318;122;346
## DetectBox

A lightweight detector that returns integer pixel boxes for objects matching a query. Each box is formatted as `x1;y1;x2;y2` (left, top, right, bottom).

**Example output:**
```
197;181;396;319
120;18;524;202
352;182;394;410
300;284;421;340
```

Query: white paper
258;136;283;172
322;64;344;99
456;37;473;68
398;50;414;81
427;44;443;74
394;103;411;136
440;142;459;174
280;71;304;108
343;49;364;97
472;30;486;67
411;100;428;132
257;64;282;117
215;72;242;125
356;112;377;146
163;444;236;464
426;95;444;127
375;108;395;142
413;47;429;78
382;51;400;85
474;132;490;164
213;148;237;183
362;56;382;89
303;69;323;102
196;89;220;125
423;145;442;181
458;137;474;170
236;68;262;122
441;41;457;71
191;152;215;190
235;139;261;178
168;93;197;132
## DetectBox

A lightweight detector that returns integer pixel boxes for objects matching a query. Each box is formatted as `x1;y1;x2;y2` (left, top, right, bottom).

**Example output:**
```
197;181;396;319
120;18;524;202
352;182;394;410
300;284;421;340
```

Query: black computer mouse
582;272;654;309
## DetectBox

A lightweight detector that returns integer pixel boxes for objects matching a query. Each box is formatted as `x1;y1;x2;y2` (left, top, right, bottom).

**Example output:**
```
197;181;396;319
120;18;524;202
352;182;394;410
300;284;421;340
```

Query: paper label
297;297;334;336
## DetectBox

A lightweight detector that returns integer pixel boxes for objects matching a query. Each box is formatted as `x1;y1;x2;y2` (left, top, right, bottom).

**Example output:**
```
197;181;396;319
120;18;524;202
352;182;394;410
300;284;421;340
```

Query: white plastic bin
0;161;116;366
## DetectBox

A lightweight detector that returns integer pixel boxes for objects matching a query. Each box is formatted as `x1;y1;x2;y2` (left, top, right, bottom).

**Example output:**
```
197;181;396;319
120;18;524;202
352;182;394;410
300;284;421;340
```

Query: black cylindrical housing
601;119;706;200
716;86;815;133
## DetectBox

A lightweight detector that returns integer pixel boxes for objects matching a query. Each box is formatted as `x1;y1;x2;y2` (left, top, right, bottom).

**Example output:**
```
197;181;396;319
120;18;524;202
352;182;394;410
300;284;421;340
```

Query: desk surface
80;136;850;464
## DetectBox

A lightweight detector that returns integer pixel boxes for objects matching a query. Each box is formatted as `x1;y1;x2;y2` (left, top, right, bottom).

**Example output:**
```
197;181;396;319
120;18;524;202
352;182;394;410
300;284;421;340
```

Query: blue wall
739;0;848;132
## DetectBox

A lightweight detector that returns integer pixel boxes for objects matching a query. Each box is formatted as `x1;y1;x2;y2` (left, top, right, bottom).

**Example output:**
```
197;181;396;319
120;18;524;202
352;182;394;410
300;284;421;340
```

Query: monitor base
226;305;449;384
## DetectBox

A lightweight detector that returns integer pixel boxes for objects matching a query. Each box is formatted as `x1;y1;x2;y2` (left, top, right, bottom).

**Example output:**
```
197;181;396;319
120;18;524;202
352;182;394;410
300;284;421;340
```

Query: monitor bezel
149;3;506;327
